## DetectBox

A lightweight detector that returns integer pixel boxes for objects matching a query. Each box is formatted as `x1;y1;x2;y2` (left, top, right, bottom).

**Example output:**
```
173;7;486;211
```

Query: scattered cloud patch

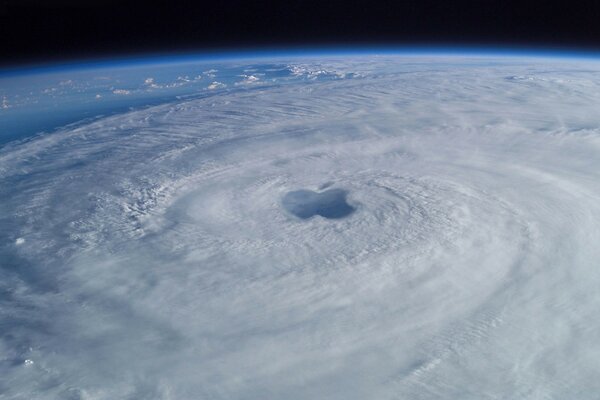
207;81;226;90
143;76;204;91
144;77;162;89
234;74;261;86
287;64;362;80
112;89;131;95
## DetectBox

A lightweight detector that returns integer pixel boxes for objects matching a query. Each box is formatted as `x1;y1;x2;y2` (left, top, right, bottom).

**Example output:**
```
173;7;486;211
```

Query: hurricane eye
282;188;355;219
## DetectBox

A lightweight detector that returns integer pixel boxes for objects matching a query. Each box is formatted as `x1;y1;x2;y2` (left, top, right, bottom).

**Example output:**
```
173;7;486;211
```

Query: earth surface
2;51;600;399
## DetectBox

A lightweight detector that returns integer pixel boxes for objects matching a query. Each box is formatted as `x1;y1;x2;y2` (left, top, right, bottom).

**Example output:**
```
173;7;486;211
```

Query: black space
1;0;600;66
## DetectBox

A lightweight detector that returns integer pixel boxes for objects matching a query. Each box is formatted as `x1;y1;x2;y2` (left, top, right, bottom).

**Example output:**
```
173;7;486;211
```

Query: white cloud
203;69;218;78
112;89;131;95
207;81;226;90
234;74;261;86
143;77;162;89
286;64;362;80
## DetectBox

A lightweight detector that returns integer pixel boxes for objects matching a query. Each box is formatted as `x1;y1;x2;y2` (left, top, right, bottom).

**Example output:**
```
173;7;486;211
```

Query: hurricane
2;53;600;399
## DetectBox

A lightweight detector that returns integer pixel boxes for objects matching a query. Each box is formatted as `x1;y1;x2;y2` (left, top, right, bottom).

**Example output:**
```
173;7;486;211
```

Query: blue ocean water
0;59;297;146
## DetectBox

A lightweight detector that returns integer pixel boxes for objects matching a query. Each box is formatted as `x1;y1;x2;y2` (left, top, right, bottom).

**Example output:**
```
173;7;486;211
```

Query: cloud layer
2;55;600;399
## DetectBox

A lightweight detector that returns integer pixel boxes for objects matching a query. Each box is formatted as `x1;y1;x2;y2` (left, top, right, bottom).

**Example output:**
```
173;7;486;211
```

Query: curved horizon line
3;43;600;76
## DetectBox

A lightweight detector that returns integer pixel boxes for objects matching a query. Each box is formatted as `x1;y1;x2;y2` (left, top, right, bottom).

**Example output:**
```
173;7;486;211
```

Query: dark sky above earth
1;0;600;65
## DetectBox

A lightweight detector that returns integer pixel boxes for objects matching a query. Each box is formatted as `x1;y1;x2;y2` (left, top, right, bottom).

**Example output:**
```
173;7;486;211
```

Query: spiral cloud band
2;55;600;398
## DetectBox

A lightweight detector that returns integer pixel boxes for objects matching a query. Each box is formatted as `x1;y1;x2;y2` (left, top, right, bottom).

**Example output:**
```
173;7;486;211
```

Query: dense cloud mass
2;55;600;398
